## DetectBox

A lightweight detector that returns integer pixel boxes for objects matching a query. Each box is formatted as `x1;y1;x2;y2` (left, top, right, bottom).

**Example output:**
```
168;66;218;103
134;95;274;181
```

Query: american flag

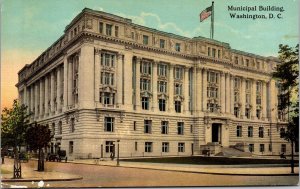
200;6;212;22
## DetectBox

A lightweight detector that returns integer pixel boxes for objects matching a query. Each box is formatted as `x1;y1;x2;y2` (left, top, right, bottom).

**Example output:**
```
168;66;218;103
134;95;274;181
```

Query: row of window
140;62;184;80
234;56;264;70
249;143;286;153
234;107;262;119
236;126;265;138
99;22;119;37
141;97;182;113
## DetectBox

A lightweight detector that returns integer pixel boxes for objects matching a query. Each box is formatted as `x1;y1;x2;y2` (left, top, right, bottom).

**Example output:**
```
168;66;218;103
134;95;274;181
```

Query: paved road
2;161;299;188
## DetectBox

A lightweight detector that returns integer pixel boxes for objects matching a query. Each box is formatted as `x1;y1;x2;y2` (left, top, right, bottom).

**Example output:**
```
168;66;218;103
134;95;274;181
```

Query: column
225;73;230;113
230;75;235;115
123;52;133;109
220;72;226;113
95;51;101;104
269;79;277;122
184;66;190;114
39;79;44;117
67;59;73;107
135;57;141;110
262;81;268;120
45;75;49;116
50;71;55;114
152;61;158;111
34;83;39;118
63;55;68;111
202;68;207;112
240;77;246;118
117;53;123;107
30;85;34;115
168;64;174;112
196;66;202;113
23;86;27;107
57;66;62;112
251;79;256;120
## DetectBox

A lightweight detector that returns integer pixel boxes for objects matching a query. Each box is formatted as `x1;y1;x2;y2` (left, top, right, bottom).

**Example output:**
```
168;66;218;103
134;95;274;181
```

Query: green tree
273;44;299;173
25;123;53;171
1;99;31;178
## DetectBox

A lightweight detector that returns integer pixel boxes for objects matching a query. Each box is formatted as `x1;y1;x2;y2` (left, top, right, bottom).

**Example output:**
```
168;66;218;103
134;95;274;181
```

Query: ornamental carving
125;26;131;38
140;91;152;98
100;86;117;93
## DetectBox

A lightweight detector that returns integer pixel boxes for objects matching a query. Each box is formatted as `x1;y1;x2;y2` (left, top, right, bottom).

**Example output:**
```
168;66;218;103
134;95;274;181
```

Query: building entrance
212;123;222;143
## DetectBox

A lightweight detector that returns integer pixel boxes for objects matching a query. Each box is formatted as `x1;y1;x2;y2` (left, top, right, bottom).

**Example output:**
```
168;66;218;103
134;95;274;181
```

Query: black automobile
46;153;59;161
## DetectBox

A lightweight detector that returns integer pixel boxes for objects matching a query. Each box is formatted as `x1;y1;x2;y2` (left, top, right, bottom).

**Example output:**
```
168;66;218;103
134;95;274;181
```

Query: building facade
16;8;292;159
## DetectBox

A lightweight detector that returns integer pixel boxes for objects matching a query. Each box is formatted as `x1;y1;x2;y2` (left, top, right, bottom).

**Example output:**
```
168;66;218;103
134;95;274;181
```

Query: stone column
95;51;101;104
220;72;226;113
251;79;256;120
202;68;207;112
230;75;235;115
63;55;68;112
117;53;123;107
45;75;49;116
123;51;133;109
135;57;141;110
240;77;246;118
67;58;73;107
50;71;55;114
183;66;189;114
196;66;202;113
57;66;62;112
30;85;34;115
35;83;39;119
262;81;268;120
168;64;174;112
39;79;44;117
152;61;158;111
269;79;277;122
225;72;230;114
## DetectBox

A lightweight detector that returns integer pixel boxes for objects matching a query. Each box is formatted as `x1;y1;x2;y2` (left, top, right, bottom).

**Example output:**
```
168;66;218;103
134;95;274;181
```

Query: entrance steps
215;147;252;157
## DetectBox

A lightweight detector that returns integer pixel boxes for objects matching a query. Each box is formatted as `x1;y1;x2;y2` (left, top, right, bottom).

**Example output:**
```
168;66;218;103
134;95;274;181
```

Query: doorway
212;123;221;143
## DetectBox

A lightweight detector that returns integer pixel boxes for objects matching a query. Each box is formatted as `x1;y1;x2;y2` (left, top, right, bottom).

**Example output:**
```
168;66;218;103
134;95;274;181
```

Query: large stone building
16;8;292;159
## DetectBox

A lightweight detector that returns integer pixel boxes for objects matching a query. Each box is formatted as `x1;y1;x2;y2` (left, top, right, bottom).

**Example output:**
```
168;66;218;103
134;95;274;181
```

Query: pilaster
117;53;123;107
184;66;190;114
152;61;158;111
240;77;246;118
262;81;268;120
251;79;257;120
50;71;55;115
39;79;44;118
225;72;230;114
168;64;174;113
202;68;207;112
220;72;226;113
230;75;235;115
45;75;49;116
135;57;141;111
57;66;62;112
196;66;202;113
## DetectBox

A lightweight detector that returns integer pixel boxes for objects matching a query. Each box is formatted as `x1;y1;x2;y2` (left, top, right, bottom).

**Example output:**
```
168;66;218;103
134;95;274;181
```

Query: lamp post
117;140;120;166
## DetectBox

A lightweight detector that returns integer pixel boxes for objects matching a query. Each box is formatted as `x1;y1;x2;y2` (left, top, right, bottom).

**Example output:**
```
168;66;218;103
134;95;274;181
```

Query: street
2;160;299;188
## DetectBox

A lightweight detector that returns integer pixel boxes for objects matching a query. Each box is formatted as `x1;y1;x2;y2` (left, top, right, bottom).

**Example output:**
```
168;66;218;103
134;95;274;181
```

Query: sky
1;0;299;110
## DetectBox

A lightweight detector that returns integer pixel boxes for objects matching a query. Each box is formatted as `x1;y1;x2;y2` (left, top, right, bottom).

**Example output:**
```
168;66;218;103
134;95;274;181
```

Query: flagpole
211;1;214;39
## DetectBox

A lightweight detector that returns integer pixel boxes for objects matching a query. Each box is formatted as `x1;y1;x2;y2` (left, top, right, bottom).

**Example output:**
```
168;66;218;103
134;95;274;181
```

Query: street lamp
117;140;120;166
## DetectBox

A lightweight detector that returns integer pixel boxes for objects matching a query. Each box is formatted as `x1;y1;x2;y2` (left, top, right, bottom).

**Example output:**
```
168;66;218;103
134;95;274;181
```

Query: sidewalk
72;158;299;176
1;159;82;182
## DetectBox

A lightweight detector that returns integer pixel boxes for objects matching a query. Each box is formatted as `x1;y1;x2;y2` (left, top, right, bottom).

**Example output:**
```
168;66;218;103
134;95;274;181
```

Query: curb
1;176;83;182
65;161;299;176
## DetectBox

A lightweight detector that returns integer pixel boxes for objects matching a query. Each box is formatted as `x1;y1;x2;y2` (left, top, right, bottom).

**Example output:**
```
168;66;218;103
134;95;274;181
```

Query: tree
272;44;299;173
25;123;53;171
1;99;31;178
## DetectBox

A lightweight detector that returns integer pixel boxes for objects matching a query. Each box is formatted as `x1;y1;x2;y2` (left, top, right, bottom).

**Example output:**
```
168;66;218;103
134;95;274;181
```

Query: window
281;144;286;153
245;108;250;119
280;128;285;138
177;122;184;135
159;99;166;112
58;121;62;135
234;56;239;64
101;53;115;67
115;26;119;37
144;120;152;134
105;141;114;153
175;83;182;95
135;142;138;151
190;125;193;133
246;80;251;90
256;81;262;92
69;141;74;154
218;50;221;59
249;144;254;152
175;101;181;113
101;72;114;85
208;103;215;112
234;78;240;88
256;109;261;119
246;59;249;67
160;39;165;48
158;81;167;93
248;126;253;137
256;96;261;105
99;22;103;33
259;127;264;138
234;107;239;118
142;97;149;110
207;72;218;83
207;87;218;98
106;24;112;36
256;61;260;69
131;32;134;39
237;126;242;137
100;92;115;105
260;144;265;153
246;94;251;104
269;144;272;152
212;48;216;57
162;142;169;152
175;43;181;52
208;47;211;56
178;143;185;152
161;121;168;134
141;62;152;75
133;121;136;131
52;123;55;135
70;118;75;133
104;117;114;132
175;67;183;80
143;35;149;45
140;79;151;91
145;142;152;152
158;64;167;77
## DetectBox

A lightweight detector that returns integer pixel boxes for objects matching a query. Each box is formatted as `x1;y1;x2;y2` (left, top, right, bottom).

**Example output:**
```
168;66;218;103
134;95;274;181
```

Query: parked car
46;150;67;162
46;153;59;161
